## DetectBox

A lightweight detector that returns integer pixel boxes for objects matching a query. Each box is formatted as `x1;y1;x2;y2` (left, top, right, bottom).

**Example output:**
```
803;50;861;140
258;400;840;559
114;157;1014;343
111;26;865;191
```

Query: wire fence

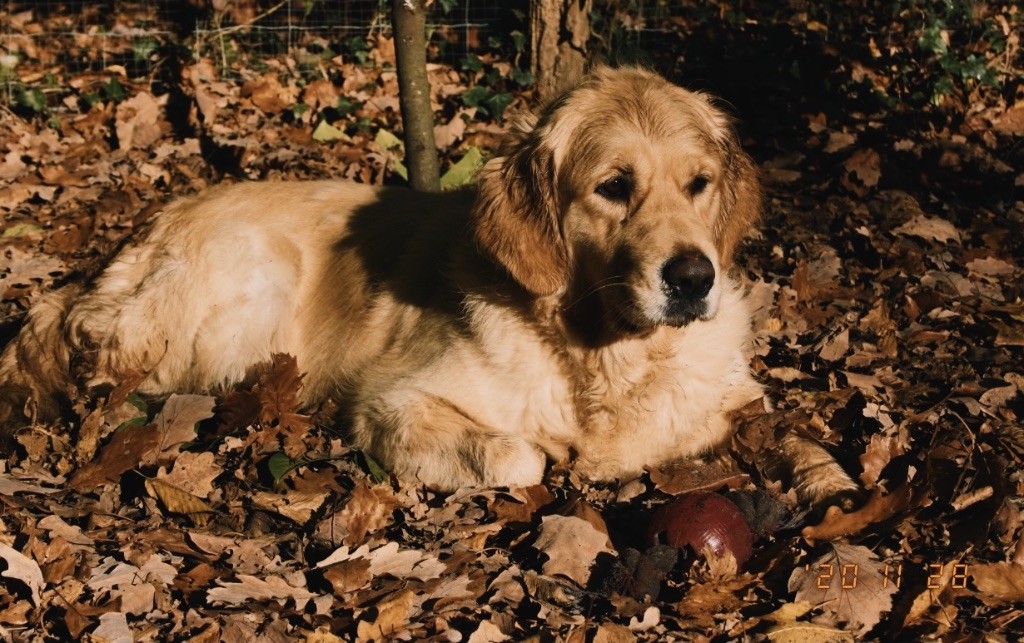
1;0;515;80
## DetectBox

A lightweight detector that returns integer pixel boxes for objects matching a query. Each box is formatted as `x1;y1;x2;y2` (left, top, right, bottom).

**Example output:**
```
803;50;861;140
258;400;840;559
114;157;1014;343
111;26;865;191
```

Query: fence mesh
2;0;515;81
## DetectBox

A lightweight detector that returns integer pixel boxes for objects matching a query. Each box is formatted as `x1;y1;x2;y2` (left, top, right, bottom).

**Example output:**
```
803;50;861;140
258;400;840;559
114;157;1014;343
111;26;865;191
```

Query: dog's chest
572;325;742;444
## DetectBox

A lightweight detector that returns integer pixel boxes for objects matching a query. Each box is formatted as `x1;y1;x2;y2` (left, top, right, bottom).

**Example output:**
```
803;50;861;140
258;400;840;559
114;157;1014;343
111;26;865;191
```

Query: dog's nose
662;252;714;300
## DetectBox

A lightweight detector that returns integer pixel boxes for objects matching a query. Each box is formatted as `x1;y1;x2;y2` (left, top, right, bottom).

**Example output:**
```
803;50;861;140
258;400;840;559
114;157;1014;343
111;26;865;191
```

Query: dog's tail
0;285;81;443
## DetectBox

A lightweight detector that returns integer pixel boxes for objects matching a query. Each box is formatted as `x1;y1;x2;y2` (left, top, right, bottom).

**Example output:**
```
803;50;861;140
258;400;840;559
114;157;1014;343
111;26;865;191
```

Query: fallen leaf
858;435;902;488
92;612;133;643
968;562;1024;605
788;543;897;635
802;486;914;542
824;131;856;153
207;573;317;609
0;544;43;606
993;106;1024;135
252;489;328;525
440;146;484;190
841;148;881;195
157;451;222;498
966;257;1017;277
818;329;850;362
647;458;749;496
893;215;961;243
145;477;212;518
317;542;445;581
315;481;399;546
593;623;636;643
241;74;290;114
356;589;414;642
467;619;510;643
312;120;350;143
115;91;166;151
148;394;215;462
70;425;161;491
534;515;615;585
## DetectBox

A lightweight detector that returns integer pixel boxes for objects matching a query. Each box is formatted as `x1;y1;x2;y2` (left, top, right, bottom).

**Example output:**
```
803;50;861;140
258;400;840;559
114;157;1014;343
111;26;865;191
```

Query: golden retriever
0;66;857;501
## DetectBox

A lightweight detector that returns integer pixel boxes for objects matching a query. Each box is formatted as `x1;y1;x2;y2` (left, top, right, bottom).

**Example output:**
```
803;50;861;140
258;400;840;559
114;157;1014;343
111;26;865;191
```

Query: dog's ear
714;124;764;267
471;117;567;297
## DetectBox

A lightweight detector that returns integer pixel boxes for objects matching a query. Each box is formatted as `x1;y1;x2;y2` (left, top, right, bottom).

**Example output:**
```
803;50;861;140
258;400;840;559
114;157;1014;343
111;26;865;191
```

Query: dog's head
471;66;762;333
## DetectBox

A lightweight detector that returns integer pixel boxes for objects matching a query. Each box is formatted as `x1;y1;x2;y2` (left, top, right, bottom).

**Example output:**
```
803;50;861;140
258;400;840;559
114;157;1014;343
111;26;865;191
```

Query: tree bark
530;0;592;99
392;0;440;192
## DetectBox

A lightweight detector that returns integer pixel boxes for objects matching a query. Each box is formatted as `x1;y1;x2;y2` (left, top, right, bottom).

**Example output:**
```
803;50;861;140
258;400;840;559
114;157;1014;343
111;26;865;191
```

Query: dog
0;66;857;502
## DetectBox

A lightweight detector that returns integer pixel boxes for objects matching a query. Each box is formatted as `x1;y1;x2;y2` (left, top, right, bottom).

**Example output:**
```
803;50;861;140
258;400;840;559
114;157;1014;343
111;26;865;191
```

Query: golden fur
0;67;857;499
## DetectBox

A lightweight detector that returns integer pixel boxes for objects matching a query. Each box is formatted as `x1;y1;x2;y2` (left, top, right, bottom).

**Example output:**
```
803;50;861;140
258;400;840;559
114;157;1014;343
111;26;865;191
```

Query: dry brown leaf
315;481;399;546
858;435;902;488
824;130;857;153
0;471;60;496
489;484;554;523
317;542;445;581
818;329;850;362
92;612;132;643
647;458;749;496
788;543;897;636
966;257;1017;277
302;80;340;111
356;589;414;643
207;573;317;609
676;568;759;628
70;425;161;491
0;246;66;296
534;515;614;585
157;451;222;498
0;545;43;606
968;562;1024;605
892;215;961;243
252;489;328;525
993;105;1024;135
253;353;314;457
145;394;216;464
115;91;166;151
841;148;880;195
802;485;914;542
593;623;636;643
467;619;510;643
241;74;290;114
145;478;212;517
322;558;372;597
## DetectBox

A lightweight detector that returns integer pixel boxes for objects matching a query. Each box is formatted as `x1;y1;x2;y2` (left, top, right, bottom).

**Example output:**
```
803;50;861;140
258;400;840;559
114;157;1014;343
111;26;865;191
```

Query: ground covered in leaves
0;2;1023;641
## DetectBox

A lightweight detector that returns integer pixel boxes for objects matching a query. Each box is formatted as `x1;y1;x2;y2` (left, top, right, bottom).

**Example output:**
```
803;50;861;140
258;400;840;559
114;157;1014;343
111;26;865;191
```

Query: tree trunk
392;0;440;192
530;0;592;99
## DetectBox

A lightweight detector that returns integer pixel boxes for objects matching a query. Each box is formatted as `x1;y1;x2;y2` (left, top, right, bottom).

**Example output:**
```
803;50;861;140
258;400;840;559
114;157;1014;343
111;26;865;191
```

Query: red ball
647;492;753;566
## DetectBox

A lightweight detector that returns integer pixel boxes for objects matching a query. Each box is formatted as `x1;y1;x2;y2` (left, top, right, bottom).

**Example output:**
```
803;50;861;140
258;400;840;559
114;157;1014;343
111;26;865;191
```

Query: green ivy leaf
461;55;483;73
461;85;490;110
268;452;299;485
483;92;513;119
336;97;358;114
102;78;127;104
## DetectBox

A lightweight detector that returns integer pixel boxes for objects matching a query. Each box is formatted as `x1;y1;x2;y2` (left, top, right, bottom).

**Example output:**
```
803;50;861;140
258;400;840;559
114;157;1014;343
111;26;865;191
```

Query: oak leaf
788;543;896;635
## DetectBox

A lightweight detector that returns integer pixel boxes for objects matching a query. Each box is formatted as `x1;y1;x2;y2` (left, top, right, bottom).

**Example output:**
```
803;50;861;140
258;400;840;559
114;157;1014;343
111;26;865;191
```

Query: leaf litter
0;3;1023;641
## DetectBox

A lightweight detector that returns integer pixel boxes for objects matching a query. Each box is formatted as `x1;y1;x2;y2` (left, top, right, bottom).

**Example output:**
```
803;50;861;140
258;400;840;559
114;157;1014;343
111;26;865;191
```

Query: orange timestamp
806;562;970;590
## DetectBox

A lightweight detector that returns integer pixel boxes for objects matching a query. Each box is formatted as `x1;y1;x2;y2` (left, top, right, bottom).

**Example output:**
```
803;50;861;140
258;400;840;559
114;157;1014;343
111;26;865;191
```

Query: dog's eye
596;177;630;201
689;175;710;197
